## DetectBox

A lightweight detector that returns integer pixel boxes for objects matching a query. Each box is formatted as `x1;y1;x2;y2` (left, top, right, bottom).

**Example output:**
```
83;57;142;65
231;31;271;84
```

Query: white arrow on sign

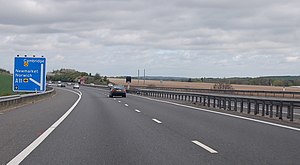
29;63;44;91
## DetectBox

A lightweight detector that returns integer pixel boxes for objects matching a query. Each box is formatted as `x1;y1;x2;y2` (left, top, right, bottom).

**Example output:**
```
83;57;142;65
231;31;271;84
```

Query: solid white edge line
131;94;300;132
192;140;218;154
135;109;141;113
7;89;82;165
152;118;162;124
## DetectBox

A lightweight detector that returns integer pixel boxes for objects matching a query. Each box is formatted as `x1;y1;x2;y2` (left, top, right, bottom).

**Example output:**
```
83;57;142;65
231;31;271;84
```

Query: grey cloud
1;0;300;77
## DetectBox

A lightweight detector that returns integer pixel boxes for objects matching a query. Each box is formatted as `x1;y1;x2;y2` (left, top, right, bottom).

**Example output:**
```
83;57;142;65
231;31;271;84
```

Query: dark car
109;85;126;98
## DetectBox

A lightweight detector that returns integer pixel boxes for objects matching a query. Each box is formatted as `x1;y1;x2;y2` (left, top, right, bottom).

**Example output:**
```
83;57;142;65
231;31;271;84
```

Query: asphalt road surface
1;86;300;165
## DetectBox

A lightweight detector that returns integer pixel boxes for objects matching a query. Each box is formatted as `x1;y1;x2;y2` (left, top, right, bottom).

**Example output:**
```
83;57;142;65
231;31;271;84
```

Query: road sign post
13;56;46;92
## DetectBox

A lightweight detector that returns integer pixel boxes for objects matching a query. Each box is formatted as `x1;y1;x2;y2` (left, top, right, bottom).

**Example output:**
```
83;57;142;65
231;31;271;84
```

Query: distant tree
188;78;192;82
0;68;10;74
80;72;88;76
273;80;284;86
95;73;101;80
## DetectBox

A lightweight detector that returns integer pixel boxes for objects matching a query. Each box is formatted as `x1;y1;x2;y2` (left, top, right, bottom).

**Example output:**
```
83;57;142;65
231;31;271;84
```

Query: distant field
0;74;13;96
109;78;300;92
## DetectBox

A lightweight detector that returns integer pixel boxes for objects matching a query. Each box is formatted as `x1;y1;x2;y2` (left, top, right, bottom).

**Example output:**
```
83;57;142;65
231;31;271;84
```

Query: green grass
0;73;13;96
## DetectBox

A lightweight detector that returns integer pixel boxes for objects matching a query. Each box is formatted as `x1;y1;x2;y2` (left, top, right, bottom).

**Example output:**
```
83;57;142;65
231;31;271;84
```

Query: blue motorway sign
13;57;46;92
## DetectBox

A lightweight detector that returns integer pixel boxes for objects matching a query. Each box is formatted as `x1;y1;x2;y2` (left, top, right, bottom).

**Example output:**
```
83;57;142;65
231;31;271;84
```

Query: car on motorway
73;84;80;89
57;83;66;87
109;85;126;98
108;83;114;89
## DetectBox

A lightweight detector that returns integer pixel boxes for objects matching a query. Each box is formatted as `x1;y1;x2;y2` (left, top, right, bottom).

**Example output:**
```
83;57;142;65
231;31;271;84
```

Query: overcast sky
1;0;300;78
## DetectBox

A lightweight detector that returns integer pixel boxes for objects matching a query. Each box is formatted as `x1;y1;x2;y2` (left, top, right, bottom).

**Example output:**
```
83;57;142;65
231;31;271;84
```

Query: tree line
191;76;300;86
47;69;110;85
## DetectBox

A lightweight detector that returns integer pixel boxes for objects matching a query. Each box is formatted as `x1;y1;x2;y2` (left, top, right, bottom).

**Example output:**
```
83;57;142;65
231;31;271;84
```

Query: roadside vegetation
47;68;110;85
0;68;13;96
128;76;300;87
192;76;300;87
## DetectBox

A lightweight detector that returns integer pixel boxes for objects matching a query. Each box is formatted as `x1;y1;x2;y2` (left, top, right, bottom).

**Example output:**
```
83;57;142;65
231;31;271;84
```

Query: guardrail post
203;97;206;106
223;99;226;110
287;105;291;119
234;99;237;111
276;105;279;117
195;97;198;102
228;99;231;110
254;101;258;115
240;100;244;113
262;102;265;116
270;104;273;118
247;101;251;114
266;104;269;116
200;97;202;103
213;97;216;108
290;104;294;121
208;97;211;107
279;102;283;119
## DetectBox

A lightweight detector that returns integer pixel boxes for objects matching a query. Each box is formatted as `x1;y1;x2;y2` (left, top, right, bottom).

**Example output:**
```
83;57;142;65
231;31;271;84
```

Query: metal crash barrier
0;87;55;111
130;88;300;122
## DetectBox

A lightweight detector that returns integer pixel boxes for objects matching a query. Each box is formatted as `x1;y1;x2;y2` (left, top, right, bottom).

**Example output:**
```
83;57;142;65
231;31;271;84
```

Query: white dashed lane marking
118;101;121;103
125;104;129;107
152;118;162;124
135;109;141;113
192;140;218;154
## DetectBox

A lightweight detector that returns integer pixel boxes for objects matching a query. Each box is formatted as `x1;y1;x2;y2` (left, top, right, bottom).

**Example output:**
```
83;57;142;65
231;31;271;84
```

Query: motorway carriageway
0;86;300;165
